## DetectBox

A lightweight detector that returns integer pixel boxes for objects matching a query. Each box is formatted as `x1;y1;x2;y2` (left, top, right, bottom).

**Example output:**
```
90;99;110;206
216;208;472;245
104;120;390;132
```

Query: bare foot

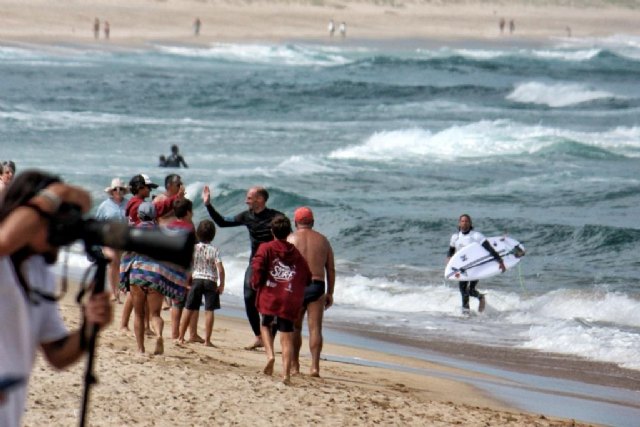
120;326;130;333
282;375;291;385
263;358;275;376
188;335;205;344
291;361;300;376
244;338;263;350
204;342;217;348
154;337;164;355
310;370;320;378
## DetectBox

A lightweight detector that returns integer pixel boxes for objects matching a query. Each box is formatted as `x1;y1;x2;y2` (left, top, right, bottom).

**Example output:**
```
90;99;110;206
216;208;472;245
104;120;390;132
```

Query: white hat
140;174;158;189
104;177;129;194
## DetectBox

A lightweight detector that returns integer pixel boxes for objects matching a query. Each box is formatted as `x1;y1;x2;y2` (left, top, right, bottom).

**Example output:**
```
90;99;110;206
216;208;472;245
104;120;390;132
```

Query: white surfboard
445;235;525;281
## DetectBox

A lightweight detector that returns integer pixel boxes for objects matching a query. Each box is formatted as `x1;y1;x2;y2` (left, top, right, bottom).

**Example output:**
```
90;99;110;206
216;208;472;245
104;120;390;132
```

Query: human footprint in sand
251;215;311;384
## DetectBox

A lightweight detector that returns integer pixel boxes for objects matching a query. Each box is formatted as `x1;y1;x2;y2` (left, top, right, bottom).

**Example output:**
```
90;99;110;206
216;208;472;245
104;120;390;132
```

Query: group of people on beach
0;151;508;423
498;17;515;35
0;155;337;424
93;17;110;40
108;172;334;383
327;19;347;39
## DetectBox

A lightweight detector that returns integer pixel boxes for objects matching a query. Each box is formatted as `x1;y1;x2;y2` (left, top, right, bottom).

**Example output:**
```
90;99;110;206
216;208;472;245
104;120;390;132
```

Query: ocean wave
328;121;640;161
555;34;640;61
506;81;623;107
154;43;354;67
0;108;217;130
516;289;640;369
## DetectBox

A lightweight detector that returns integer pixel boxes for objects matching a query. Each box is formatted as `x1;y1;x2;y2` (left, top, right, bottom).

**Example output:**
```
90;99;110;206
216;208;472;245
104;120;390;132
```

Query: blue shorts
304;280;325;307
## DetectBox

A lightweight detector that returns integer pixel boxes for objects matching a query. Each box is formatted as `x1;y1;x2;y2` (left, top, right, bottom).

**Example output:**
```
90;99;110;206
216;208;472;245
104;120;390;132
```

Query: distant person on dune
194;17;201;36
446;214;505;313
104;20;110;40
165;144;188;168
499;17;505;34
509;19;515;35
339;21;346;39
328;19;335;38
93;18;100;39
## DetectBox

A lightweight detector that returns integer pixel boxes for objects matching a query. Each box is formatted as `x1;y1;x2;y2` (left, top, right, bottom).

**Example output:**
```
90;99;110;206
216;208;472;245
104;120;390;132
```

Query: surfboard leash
517;263;528;296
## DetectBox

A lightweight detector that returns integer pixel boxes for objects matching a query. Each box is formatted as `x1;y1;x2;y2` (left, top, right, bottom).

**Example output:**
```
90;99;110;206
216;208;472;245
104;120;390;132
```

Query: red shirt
251;239;311;321
125;195;145;225
165;218;195;232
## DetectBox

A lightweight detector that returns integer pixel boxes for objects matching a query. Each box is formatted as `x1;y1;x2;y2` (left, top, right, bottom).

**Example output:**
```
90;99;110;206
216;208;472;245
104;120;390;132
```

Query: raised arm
202;185;243;227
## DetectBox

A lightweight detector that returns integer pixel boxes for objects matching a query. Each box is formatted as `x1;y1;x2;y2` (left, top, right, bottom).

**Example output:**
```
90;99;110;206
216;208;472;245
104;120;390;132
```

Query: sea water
1;36;639;371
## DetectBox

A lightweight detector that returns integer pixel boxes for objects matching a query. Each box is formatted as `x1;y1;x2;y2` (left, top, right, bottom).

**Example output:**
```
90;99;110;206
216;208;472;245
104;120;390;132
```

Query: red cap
294;206;314;224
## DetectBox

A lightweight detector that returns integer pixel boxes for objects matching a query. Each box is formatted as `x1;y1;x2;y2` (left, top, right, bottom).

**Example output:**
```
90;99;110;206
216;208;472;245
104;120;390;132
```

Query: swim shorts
185;278;221;311
304;280;325;306
261;314;294;333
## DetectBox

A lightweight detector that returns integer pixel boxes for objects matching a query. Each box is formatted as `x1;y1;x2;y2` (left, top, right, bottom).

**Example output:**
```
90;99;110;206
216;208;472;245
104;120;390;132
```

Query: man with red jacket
251;215;311;385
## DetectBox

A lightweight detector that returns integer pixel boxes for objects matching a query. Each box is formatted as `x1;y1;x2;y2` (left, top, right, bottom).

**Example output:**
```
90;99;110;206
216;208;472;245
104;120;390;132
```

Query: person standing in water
446;214;505;313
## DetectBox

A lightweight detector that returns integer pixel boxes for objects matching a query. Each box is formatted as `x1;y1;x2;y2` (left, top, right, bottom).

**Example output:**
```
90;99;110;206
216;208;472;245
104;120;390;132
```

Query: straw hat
104;177;128;194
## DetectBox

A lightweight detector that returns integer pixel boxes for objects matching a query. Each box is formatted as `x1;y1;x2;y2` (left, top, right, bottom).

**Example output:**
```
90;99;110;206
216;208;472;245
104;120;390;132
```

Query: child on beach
178;219;225;347
251;215;311;385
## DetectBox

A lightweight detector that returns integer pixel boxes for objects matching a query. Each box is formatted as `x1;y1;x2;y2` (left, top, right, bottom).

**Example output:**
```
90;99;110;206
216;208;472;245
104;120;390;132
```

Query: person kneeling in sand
251;215;311;385
178;219;225;346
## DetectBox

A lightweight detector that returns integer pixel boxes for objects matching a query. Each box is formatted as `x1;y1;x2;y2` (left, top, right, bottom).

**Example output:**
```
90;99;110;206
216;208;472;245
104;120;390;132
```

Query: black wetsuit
205;203;283;336
165;154;188;168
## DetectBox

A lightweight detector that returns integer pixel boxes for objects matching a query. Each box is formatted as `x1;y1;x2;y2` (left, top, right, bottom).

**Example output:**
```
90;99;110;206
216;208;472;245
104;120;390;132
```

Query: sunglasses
113;187;127;192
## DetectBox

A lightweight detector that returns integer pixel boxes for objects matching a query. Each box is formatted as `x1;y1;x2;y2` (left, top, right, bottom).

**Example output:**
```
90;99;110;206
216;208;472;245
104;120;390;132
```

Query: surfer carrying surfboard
446;214;505;313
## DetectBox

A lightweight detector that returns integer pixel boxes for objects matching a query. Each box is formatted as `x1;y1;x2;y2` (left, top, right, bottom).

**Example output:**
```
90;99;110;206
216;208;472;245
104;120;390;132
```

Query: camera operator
0;170;113;426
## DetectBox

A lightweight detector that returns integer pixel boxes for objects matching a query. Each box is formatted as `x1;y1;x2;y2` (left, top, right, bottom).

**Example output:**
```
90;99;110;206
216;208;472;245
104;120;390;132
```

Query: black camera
48;203;195;269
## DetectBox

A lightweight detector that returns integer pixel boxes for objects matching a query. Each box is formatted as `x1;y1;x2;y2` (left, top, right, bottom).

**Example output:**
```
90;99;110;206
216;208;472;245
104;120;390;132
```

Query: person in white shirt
0;170;112;426
446;214;505;312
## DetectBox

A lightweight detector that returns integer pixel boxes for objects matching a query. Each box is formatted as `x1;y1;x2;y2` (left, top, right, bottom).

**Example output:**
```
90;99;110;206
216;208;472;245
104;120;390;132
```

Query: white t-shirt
449;230;486;253
0;256;68;426
191;243;222;282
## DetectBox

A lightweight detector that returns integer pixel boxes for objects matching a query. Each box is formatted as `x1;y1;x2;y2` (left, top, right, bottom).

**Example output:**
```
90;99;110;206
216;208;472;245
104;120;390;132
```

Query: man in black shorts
287;207;335;377
202;185;283;349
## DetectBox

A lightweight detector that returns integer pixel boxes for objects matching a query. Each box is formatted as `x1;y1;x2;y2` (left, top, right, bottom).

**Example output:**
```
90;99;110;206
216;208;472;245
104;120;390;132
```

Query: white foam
328;121;640;161
530;48;601;61
507;81;621;107
555;34;640;61
155;43;353;67
0;108;214;130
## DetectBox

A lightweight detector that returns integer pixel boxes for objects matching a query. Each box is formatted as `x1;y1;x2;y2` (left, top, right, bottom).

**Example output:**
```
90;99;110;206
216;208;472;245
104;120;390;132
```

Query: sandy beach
5;1;640;425
22;293;596;426
0;0;639;46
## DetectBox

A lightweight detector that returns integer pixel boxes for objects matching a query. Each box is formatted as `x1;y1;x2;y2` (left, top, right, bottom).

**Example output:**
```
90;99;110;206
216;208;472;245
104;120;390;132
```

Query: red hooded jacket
251;239;311;321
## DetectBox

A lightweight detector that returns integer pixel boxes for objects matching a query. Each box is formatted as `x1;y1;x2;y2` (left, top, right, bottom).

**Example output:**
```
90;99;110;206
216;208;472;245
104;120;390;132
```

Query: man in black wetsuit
165;145;188;168
202;185;283;349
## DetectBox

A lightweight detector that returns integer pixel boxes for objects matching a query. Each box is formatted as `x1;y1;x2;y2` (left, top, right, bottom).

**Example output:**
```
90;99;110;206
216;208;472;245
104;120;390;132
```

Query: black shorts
185;279;221;311
261;314;294;333
304;280;325;306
